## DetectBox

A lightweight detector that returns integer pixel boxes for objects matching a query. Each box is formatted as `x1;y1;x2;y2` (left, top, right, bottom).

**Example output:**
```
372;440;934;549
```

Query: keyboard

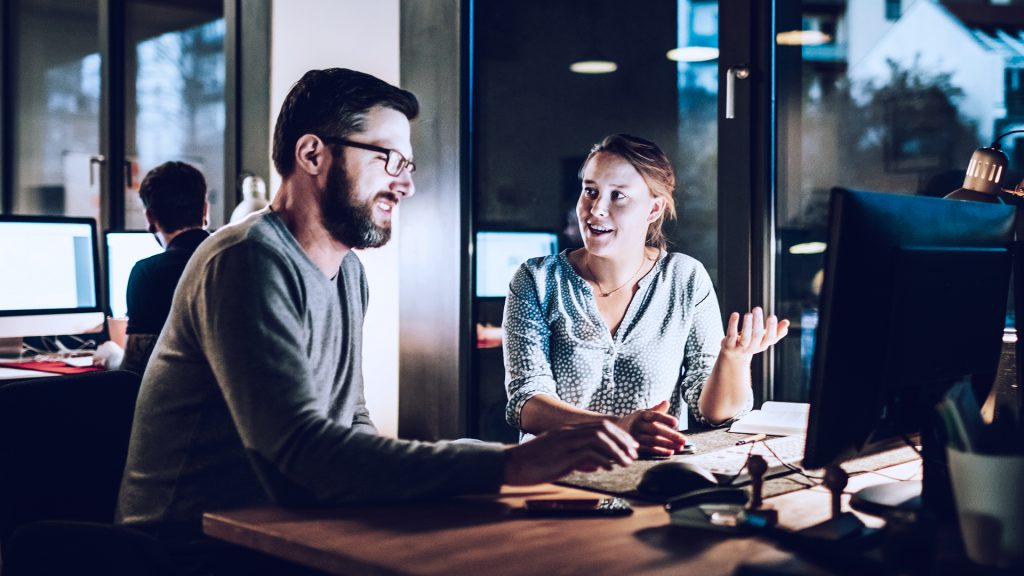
680;435;806;485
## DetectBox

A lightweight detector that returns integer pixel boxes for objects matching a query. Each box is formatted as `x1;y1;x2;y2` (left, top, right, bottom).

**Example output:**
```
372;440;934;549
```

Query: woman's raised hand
721;306;790;360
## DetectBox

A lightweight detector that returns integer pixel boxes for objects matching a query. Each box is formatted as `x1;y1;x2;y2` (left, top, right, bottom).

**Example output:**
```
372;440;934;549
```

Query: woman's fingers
641;409;678;428
740;311;753;348
751;307;765;345
777;319;791;341
635;433;682;451
723;308;791;354
637;444;675;457
637;419;685;443
763;314;778;348
725;312;740;346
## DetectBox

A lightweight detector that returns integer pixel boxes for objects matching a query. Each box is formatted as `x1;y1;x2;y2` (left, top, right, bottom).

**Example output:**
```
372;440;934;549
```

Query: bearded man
115;68;637;575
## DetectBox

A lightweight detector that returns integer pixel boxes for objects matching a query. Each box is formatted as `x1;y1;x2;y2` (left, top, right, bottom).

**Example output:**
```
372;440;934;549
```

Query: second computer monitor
475;231;559;298
0;215;104;338
105;231;163;319
803;188;1014;512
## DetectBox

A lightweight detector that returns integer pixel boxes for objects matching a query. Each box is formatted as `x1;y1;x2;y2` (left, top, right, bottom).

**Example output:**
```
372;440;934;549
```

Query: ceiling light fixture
570;60;618;74
789;242;828;255
666;46;719;62
776;30;831;46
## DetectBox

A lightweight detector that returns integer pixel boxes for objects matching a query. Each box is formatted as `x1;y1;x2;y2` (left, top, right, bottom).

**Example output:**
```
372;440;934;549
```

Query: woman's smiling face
577;151;665;258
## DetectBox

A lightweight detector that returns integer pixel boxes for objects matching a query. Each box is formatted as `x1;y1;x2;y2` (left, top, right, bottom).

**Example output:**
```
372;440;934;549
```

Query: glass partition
12;0;101;220
774;0;1024;400
125;0;225;229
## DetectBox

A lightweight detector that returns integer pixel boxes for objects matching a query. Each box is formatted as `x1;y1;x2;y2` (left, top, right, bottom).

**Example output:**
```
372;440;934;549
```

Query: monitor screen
476;231;558;298
803;188;1014;513
106;231;163;318
0;216;104;338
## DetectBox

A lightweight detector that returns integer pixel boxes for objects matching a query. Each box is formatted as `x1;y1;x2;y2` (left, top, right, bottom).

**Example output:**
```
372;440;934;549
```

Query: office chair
0;370;172;575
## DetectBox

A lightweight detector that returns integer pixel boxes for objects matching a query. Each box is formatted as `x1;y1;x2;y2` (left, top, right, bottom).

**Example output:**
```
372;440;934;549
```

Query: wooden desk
203;462;922;576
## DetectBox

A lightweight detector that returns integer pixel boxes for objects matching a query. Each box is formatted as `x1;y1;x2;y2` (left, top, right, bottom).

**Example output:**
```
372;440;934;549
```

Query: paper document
729;401;810;436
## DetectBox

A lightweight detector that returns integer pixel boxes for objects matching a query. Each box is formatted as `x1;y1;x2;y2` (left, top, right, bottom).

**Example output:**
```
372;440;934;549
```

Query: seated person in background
116;68;637;574
504;134;790;456
121;161;210;375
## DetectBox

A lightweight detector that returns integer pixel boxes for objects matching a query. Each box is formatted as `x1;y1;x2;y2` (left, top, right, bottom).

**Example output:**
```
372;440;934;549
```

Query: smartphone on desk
523;498;633;517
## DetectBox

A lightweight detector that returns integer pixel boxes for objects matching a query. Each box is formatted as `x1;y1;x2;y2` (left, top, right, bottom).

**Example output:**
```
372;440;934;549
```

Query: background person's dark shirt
126;228;209;335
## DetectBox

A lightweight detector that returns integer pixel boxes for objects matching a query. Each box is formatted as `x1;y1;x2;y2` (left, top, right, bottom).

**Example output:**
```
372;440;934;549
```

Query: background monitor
105;231;162;319
0;215;104;339
803;188;1014;514
475;231;558;298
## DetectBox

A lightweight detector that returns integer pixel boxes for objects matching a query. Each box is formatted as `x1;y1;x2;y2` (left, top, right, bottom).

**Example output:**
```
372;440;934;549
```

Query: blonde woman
504;134;789;456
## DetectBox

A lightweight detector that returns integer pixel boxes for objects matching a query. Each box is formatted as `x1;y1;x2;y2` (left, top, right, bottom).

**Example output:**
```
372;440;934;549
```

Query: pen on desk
736;433;766;446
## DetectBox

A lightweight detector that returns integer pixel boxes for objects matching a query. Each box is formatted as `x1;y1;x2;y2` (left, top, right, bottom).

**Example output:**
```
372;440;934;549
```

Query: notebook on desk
729;402;810;436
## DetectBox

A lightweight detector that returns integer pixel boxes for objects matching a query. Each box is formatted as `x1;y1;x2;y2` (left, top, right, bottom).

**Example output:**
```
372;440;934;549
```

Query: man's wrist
502;445;521;485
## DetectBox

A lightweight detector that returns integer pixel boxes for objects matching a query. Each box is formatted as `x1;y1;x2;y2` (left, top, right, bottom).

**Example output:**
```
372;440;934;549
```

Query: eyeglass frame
319;136;416;177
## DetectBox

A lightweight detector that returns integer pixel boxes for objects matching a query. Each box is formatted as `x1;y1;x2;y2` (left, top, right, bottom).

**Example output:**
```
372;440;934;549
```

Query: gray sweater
116;211;504;529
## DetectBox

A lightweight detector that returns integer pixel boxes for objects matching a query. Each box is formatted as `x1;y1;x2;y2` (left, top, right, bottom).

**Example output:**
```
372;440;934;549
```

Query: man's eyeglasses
320;137;415;177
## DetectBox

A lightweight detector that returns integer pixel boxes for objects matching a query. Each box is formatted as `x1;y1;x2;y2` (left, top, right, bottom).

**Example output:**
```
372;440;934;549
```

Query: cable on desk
721;441;757;485
761;440;825;484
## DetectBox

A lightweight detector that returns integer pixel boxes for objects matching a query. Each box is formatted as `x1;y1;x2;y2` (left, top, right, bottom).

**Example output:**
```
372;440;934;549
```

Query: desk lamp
945;130;1024;203
944;128;1024;428
229;174;269;224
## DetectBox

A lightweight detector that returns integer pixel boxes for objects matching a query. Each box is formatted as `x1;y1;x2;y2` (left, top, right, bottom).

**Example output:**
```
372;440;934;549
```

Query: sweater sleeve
349;261;378;435
196;243;503;504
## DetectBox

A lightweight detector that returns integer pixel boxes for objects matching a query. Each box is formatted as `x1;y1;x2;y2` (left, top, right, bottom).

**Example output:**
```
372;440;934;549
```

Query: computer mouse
637;460;719;498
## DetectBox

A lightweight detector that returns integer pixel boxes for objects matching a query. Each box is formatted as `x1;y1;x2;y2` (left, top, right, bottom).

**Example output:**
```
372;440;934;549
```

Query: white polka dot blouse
503;249;752;433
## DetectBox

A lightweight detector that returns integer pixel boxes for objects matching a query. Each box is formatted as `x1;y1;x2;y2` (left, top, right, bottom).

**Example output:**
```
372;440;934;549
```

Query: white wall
271;0;401;437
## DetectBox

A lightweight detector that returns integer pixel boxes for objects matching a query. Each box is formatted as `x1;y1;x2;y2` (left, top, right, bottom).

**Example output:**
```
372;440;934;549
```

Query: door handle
725;66;750;120
89;155;106;187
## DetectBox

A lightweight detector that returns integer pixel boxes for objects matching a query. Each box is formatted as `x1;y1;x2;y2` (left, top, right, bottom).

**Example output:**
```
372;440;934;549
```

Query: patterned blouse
503;250;750;432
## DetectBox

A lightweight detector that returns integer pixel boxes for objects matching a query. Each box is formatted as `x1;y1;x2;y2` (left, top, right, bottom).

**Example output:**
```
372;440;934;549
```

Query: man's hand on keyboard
617;400;687;457
503;420;639;485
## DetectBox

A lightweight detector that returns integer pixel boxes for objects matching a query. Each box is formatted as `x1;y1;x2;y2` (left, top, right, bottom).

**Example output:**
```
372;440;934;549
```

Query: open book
729;401;810;436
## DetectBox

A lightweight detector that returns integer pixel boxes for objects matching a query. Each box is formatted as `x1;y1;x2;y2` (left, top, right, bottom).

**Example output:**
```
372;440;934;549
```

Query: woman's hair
579;134;677;250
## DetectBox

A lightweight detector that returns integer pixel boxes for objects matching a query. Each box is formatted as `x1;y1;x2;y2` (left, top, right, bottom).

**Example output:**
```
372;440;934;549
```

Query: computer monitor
0;215;104;341
105;231;162;319
803;188;1015;515
475;231;559;298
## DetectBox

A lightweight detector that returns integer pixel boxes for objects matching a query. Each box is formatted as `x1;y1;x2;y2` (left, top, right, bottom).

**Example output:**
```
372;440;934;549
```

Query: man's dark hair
138;161;207;233
272;68;420;177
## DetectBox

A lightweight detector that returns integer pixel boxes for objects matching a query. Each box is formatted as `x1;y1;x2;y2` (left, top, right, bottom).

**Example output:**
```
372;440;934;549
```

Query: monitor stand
0;337;23;360
850;405;956;519
776;466;882;571
797;465;877;542
850;480;922;516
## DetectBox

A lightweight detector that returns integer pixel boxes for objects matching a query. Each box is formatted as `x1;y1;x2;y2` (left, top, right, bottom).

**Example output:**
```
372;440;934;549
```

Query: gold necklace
585;253;647;297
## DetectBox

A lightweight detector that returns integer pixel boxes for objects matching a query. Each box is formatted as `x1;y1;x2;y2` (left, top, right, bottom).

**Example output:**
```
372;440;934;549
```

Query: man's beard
320;165;392;249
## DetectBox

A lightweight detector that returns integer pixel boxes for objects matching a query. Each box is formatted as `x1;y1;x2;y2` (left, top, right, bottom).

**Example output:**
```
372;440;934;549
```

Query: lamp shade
946;147;1008;203
230;175;269;223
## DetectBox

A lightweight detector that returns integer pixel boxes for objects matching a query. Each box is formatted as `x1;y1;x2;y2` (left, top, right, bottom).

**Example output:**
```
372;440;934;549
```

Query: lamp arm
991;129;1024;148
